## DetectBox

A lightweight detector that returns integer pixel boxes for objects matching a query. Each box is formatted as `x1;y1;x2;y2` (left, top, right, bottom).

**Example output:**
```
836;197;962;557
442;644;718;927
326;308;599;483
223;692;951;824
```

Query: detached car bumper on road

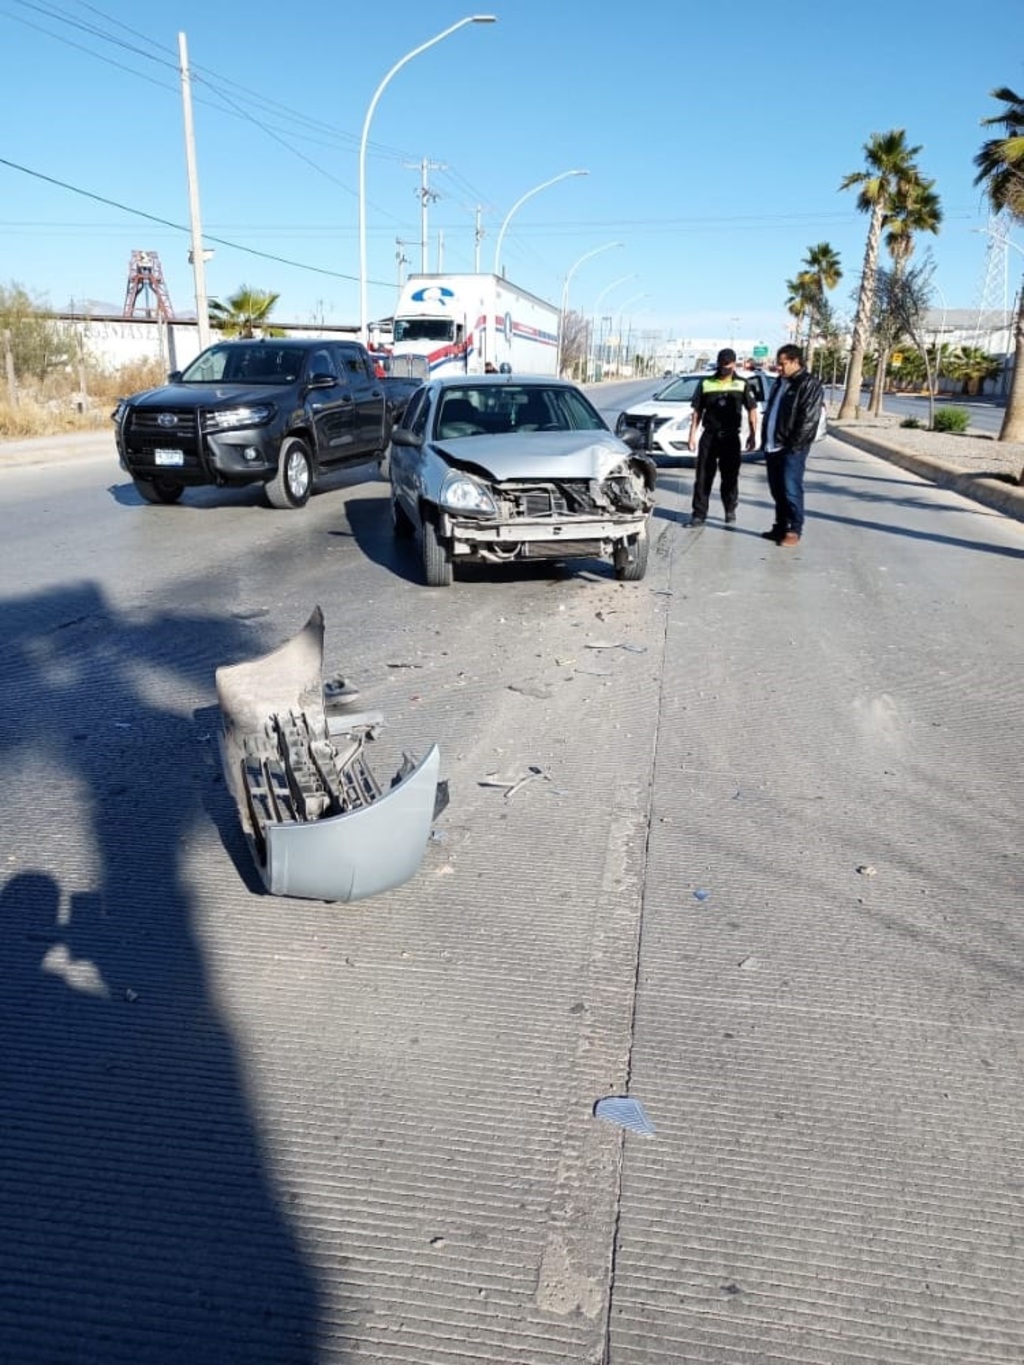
216;607;443;902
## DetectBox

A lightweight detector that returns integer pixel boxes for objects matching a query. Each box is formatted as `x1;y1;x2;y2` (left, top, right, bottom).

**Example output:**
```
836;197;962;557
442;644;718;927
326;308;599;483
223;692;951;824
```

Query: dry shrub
0;356;166;438
91;357;166;405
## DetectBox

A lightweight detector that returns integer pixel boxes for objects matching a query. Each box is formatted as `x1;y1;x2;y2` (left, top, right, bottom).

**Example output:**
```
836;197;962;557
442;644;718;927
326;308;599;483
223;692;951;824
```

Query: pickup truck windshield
393;319;454;344
181;343;302;384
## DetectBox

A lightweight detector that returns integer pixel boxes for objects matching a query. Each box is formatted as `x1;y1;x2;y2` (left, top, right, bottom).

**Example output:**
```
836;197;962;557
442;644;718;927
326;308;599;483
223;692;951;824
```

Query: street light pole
359;16;496;343
178;31;211;351
492;169;588;278
616;293;648;375
557;241;623;375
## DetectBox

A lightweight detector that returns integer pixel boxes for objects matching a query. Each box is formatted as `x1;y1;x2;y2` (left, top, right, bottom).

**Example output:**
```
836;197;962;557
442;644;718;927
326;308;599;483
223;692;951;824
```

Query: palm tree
945;344;1004;395
785;273;818;347
801;243;842;372
209;286;284;338
869;178;942;414
974;86;1024;447
837;130;924;419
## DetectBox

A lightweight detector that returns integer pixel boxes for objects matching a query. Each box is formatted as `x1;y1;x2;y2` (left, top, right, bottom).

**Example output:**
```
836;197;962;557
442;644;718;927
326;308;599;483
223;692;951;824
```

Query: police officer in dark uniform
686;348;759;526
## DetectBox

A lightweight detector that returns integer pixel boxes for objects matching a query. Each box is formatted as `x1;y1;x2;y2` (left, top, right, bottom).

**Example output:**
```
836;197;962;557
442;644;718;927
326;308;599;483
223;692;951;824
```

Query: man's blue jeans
765;447;808;535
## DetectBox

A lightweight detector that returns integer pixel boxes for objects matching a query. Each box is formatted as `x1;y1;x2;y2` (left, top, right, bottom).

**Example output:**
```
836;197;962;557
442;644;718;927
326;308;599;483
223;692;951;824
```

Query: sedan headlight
439;473;497;517
203;404;275;433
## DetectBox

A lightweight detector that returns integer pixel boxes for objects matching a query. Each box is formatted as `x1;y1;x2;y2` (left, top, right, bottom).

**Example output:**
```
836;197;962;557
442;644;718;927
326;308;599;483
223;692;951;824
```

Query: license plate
154;449;184;466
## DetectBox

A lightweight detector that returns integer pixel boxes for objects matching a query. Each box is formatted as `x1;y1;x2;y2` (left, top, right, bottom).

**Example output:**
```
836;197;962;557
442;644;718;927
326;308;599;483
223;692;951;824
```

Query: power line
0;155;395;285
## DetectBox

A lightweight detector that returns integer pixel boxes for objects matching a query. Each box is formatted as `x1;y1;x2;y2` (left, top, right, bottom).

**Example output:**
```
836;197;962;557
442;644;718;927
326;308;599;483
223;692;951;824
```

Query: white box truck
389;273;560;378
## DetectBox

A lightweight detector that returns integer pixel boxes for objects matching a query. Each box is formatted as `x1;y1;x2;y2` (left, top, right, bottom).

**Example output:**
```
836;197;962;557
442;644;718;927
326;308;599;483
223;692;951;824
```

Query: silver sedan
387;375;657;586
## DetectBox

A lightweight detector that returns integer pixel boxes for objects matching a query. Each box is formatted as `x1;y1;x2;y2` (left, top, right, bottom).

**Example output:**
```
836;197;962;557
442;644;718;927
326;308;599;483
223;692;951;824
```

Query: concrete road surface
1;435;1021;1363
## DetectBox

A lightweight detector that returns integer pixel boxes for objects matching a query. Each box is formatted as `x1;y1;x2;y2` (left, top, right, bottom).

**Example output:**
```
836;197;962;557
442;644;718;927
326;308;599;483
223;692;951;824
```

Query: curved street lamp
557;241;623;374
588;275;638;377
615;293;650;375
591;272;638;315
359;15;497;341
492;169;588;278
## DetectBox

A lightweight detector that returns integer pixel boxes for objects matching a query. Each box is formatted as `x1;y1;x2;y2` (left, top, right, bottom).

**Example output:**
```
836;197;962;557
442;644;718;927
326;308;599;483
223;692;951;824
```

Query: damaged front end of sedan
215;606;445;902
439;446;657;574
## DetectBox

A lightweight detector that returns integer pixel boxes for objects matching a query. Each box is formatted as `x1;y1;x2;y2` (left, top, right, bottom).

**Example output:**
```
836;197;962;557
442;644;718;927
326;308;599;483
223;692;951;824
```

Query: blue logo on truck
410;286;455;304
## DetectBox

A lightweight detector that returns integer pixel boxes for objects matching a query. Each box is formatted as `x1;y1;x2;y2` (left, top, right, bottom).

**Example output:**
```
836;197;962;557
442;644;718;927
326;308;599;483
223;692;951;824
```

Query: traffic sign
752;344;769;359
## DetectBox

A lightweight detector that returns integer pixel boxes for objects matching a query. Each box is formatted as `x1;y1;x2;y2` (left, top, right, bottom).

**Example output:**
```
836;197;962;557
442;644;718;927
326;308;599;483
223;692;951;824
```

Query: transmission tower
122;250;175;320
973;213;1009;351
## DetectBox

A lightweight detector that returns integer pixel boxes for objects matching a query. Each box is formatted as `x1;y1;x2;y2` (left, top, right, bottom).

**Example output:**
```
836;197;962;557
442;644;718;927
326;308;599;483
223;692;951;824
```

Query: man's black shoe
687;516;705;528
724;512;737;524
760;528;781;541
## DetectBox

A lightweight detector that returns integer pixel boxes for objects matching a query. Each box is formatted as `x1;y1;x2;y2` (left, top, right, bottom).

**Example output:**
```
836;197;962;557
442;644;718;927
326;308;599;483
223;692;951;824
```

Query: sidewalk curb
829;424;1024;523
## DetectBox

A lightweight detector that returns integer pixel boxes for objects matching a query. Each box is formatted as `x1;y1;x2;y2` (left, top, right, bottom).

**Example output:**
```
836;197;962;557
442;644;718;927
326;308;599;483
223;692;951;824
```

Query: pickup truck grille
122;407;202;466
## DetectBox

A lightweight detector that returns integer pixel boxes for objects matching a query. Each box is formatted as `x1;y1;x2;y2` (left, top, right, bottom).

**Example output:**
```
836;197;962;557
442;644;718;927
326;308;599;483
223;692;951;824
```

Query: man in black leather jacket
759;344;824;546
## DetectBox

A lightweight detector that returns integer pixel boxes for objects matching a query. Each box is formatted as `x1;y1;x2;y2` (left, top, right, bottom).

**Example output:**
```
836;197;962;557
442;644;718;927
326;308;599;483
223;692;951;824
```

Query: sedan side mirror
390;427;422;448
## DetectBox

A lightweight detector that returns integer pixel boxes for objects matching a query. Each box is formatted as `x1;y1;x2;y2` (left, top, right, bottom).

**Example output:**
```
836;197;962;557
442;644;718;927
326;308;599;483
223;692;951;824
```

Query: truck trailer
389;273;560;378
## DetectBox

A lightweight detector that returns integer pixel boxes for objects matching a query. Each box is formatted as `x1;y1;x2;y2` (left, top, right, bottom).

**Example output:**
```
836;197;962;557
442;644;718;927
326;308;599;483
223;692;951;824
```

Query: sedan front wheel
614;522;649;581
422;514;453;587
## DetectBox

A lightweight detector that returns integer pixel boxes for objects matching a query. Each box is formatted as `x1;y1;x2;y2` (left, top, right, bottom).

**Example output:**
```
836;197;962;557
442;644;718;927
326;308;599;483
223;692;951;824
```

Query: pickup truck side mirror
306;372;337;390
168;370;182;384
390;427;422;448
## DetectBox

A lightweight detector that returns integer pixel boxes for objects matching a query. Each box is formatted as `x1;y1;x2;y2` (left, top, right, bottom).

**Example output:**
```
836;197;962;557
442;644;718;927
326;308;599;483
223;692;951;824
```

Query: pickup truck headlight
439;473;497;516
111;400;128;425
202;404;275;433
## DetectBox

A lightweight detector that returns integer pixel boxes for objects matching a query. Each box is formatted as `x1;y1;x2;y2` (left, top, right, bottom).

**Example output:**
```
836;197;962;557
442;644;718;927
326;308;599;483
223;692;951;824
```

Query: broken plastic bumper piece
215;606;442;902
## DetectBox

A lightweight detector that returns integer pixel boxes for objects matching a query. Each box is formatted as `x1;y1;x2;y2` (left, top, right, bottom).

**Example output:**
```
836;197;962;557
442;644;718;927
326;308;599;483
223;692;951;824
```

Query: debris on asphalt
693;888;711;902
584;641;647;654
737;956;762;971
386;660;424;669
478;765;550;801
593;1096;656;1137
856;864;878;877
507;681;556;699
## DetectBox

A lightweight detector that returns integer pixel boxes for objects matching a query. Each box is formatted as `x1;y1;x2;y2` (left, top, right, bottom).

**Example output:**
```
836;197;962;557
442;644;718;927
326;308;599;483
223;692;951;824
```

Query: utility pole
395;237;410;291
406;158;443;274
474;206;484;273
3;329;17;407
178;32;211;351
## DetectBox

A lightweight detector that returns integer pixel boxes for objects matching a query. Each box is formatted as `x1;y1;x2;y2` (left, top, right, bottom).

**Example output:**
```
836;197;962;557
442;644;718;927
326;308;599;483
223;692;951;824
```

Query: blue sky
1;0;1021;349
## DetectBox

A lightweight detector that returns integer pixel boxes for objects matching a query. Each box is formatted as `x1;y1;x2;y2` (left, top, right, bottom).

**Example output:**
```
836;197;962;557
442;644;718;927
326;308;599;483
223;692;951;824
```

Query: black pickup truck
113;337;419;508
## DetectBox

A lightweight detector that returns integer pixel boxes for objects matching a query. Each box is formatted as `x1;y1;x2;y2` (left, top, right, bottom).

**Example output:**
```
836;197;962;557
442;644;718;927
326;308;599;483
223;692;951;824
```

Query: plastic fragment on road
215;606;444;903
593;1096;656;1137
478;766;548;800
856;864;877;876
693;888;711;902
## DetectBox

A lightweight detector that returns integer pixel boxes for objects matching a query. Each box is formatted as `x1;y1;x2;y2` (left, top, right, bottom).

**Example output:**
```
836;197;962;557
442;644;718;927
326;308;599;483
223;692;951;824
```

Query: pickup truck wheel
422;514;453;587
614;522;649;581
266;436;313;509
134;476;184;505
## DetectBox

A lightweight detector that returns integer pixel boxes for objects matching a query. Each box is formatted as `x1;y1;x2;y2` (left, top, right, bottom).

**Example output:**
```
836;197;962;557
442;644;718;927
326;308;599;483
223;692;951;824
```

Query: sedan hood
131;381;282;407
626;399;687;418
437;430;632;481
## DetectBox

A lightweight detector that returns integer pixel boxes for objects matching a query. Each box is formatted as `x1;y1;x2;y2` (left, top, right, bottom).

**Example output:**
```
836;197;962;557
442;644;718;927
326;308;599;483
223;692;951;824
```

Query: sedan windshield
434;384;606;440
180;344;303;384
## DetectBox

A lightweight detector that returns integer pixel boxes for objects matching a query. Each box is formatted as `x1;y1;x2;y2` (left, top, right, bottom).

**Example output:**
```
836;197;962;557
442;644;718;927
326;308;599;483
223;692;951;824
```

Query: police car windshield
655;375;703;402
